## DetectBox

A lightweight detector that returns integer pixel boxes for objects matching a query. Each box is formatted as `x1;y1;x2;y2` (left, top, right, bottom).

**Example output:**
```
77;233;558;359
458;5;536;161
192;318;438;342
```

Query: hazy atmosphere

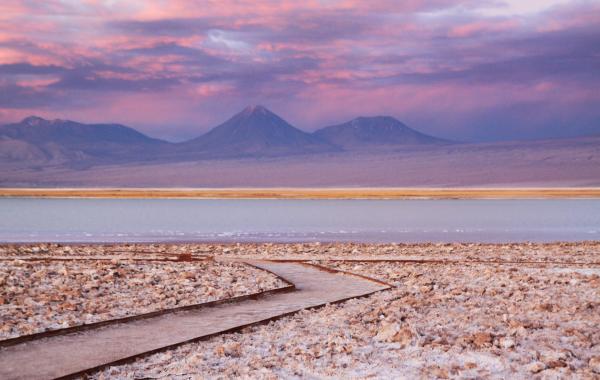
1;0;599;141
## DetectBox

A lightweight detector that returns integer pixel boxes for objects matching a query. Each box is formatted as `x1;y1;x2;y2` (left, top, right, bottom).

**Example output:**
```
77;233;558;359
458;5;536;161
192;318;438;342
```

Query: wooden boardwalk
0;261;390;380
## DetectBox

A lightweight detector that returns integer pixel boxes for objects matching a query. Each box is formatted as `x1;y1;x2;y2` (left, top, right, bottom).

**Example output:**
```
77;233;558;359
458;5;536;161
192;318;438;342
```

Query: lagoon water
1;198;599;243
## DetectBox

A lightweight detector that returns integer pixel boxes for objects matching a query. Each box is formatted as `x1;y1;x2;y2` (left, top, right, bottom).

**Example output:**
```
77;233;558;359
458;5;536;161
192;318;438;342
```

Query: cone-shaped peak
232;105;286;127
241;104;270;116
183;105;334;157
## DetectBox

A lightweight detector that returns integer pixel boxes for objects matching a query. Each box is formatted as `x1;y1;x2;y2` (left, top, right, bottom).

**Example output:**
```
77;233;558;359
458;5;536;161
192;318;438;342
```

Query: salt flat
1;242;598;378
0;258;285;340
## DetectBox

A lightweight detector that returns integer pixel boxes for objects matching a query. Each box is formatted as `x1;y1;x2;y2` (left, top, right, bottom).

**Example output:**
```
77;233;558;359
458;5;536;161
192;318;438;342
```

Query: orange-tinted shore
1;187;600;199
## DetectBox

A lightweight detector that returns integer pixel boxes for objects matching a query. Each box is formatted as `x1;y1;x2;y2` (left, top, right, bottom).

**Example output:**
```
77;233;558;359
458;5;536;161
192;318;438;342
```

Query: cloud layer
1;0;599;141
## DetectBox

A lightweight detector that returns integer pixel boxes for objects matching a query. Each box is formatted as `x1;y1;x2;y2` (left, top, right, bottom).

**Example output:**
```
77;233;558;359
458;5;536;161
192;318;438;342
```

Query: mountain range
315;116;448;148
178;105;338;159
0;105;450;165
1;105;599;187
0;116;166;166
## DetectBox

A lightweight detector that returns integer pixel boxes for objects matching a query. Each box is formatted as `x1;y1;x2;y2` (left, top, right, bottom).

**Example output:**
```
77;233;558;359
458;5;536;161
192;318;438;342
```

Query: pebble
472;332;493;348
374;322;400;342
527;361;546;373
498;337;515;349
589;356;600;374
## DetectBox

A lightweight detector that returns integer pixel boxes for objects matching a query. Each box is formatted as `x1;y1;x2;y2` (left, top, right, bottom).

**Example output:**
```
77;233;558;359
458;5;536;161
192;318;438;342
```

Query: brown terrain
0;242;598;379
2;187;600;199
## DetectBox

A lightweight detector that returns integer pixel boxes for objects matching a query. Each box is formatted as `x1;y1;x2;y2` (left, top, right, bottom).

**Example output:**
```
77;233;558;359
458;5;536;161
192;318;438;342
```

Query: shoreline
2;187;600;199
2;239;600;246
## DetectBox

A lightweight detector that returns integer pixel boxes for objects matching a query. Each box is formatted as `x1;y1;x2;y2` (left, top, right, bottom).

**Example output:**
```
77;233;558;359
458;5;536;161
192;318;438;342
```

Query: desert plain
1;241;599;379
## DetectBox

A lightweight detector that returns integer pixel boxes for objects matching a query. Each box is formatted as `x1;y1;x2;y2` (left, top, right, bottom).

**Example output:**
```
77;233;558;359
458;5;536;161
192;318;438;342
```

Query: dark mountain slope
0;116;167;164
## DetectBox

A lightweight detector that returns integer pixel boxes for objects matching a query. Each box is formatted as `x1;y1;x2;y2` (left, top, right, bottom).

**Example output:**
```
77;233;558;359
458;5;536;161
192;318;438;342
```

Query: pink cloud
448;19;520;38
0;0;598;140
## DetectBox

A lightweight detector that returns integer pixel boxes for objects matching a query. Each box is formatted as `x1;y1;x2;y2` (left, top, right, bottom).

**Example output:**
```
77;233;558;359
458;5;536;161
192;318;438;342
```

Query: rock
374;323;400;342
527;362;546;373
430;367;449;379
537;303;554;312
223;342;242;357
538;350;570;371
214;345;225;357
589;356;600;374
498;337;515;349
181;271;196;280
391;327;414;347
545;360;567;369
419;285;432;293
471;332;493;348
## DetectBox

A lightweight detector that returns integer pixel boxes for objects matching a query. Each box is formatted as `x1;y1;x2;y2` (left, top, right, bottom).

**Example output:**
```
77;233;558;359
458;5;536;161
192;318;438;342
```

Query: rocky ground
0;258;286;339
89;243;599;380
1;242;599;378
2;241;599;262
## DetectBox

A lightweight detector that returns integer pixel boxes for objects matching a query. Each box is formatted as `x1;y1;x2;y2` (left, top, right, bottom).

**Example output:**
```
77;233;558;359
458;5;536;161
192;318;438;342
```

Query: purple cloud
0;0;598;141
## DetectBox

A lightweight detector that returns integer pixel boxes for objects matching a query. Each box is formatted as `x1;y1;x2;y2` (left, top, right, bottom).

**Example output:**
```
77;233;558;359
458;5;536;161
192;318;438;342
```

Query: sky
0;0;599;142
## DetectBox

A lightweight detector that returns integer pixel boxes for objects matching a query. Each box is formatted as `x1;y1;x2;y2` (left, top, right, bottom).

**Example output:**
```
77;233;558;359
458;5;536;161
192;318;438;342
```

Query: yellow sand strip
1;187;600;199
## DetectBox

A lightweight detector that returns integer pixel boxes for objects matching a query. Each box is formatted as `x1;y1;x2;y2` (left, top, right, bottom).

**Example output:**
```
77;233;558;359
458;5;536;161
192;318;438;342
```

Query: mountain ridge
313;116;450;148
9;105;586;168
0;116;167;165
2;107;599;187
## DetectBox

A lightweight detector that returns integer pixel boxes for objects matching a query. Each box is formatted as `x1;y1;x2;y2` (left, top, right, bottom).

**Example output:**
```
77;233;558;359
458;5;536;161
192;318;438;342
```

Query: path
0;261;390;380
